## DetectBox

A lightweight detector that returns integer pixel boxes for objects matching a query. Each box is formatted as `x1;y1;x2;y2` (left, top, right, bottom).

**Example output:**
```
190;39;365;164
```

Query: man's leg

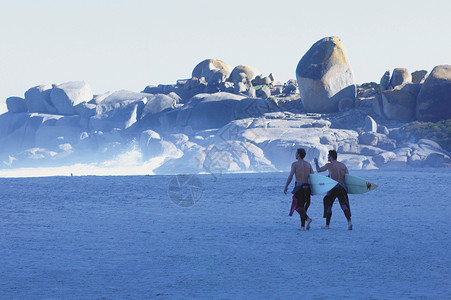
337;189;352;230
322;192;335;228
295;189;311;230
338;192;351;221
295;191;308;226
305;190;312;230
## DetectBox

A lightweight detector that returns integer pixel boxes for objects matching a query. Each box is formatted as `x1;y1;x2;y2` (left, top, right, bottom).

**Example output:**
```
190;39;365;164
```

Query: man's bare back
315;154;349;184
320;161;348;183
284;148;314;195
292;160;314;183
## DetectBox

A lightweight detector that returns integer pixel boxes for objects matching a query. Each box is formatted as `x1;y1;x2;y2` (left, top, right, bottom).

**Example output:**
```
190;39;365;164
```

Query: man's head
296;148;306;159
328;150;338;161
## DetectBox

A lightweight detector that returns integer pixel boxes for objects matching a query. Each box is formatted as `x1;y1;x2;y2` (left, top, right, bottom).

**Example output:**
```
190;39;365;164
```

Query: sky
0;0;450;113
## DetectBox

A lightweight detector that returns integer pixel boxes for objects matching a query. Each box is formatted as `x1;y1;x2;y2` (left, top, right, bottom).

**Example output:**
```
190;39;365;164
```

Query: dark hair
297;148;306;159
329;150;338;160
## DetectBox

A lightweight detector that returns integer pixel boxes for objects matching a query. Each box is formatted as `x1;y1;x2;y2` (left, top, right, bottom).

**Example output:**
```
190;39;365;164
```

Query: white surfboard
345;174;378;194
308;174;338;195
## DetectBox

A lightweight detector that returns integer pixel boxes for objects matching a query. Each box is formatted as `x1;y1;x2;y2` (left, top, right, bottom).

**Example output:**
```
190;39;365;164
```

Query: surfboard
345;174;378;194
308;174;338;195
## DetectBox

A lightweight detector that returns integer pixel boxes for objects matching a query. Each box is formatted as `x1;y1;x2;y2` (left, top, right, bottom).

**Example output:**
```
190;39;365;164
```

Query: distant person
314;150;352;230
284;148;314;230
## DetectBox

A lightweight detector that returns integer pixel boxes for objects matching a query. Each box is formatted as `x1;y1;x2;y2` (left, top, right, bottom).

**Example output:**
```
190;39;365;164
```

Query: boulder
424;153;451;167
142;85;163;94
90;90;147;132
142;94;177;116
192;59;231;86
416;65;451;121
139;94;179;128
252;75;273;86
359;145;385;156
380;71;391;92
359;132;396;150
282;83;298;95
389;68;411;89
89;91;113;105
340;154;373;169
139;130;181;159
381;83;421;121
373;151;397;166
176;93;244;130
358;132;378;146
6;97;27;113
372;94;385;118
0;113;63;155
200;140;275;173
256;86;271;99
50;81;93;115
337;142;360;154
296;36;356;113
363;115;377;132
377;124;389;135
411;70;428;84
183;77;208;98
24;84;56;114
175;93;278;130
261;139;329;170
153;142;205;175
0;112;33;139
228;65;258;84
229;118;357;170
406;139;451;167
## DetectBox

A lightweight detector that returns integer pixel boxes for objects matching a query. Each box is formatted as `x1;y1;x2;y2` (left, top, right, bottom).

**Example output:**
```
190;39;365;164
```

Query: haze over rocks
1;36;450;172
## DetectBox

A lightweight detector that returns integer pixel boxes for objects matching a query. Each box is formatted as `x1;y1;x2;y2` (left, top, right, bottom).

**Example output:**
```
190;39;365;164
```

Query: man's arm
284;163;295;194
314;158;328;173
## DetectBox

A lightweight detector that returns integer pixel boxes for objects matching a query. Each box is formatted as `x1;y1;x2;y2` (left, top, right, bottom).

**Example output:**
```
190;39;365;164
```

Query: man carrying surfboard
314;150;352;230
284;148;314;231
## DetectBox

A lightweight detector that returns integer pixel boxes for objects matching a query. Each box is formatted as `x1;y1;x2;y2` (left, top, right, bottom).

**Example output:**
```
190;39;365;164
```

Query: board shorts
323;184;351;217
289;182;311;216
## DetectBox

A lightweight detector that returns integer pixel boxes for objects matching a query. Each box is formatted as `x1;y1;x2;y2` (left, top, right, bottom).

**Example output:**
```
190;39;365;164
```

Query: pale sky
1;0;450;113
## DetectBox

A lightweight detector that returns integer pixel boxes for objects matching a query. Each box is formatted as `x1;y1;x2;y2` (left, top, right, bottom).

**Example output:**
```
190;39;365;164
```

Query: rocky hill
1;36;450;173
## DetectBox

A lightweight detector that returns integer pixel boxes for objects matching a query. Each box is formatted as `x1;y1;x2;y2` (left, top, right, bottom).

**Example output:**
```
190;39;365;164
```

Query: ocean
0;169;449;299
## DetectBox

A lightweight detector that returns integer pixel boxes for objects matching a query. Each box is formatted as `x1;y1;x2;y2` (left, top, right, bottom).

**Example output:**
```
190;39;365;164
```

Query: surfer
314;150;352;230
284;148;314;231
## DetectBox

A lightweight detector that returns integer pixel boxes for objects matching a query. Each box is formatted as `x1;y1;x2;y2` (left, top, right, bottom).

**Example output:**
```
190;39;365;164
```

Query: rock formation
0;53;450;172
416;65;451;121
296;36;356;113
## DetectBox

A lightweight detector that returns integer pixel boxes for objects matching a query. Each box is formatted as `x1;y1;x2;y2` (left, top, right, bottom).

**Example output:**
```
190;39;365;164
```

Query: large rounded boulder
228;65;258;84
381;83;420;121
389;68;412;89
192;59;231;86
416;65;451;121
6;97;27;113
50;81;93;115
89;90;148;132
296;36;356;113
24;84;56;114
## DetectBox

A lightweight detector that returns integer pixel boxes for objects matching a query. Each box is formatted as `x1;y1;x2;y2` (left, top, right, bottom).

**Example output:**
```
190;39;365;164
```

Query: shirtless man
284;148;314;230
314;150;352;230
